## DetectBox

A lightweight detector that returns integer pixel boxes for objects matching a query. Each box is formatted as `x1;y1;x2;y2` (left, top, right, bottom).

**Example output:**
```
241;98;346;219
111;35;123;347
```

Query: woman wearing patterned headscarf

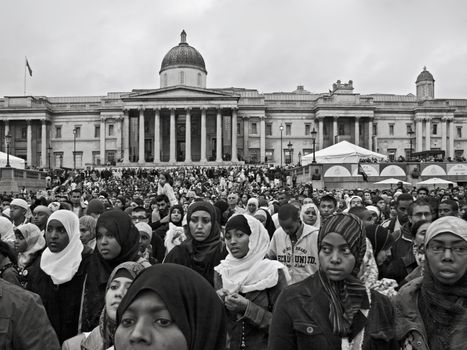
269;213;398;350
27;210;93;344
62;261;145;350
394;216;467;349
164;201;227;286
81;209;146;332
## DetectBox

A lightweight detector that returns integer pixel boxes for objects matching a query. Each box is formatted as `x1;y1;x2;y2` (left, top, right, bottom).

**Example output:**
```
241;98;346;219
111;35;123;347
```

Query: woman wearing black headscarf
164;201;227;286
114;263;226;350
81;209;146;332
269;213;398;350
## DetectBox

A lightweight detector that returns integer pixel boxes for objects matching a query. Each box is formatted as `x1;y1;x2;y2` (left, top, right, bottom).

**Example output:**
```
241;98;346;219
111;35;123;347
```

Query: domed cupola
159;30;207;88
416;66;435;100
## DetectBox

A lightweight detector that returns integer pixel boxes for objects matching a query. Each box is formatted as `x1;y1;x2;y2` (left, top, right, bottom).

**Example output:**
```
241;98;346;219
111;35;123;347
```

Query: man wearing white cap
9;198;29;229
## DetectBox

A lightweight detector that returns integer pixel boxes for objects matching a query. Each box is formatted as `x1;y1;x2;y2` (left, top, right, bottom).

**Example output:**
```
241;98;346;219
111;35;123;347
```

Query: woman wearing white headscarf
15;223;45;271
27;210;93;345
300;202;321;229
246;197;259;216
214;214;289;350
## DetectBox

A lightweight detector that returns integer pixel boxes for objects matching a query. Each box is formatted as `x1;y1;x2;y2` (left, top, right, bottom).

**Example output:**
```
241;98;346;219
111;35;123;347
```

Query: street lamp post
298;151;302;166
287;141;293;164
5;134;12;168
311;127;317;164
72;128;77;170
408;127;415;161
279;123;284;167
47;144;53;169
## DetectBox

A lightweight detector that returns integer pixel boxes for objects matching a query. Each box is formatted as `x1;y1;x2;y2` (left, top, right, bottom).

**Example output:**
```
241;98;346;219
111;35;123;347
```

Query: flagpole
24;56;27;96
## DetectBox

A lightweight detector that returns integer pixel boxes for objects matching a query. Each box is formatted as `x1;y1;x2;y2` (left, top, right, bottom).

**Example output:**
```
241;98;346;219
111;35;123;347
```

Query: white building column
116;115;123;161
441;118;447;154
26;120;32;166
169;108;176;163
448;118;455;159
425;118;431;151
333;117;338;144
243;116;249;160
138;109;145;164
260;116;266;163
416;118;423;152
4;120;10;151
317;117;323;149
354;117;360;146
216;108;222;162
200;108;207;162
185;108;192;162
368;119;373;151
123;110;130;163
100;116;106;165
41;119;47;168
153;108;160;163
231;108;238;162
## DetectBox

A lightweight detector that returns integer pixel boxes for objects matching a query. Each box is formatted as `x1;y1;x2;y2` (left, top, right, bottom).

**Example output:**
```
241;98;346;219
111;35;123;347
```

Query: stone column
153;108;161;163
100;116;106;165
317;117;324;149
116;115;123;161
185;108;192;162
26;120;32;166
231;108;238;162
200;108;207;162
333;117;338;144
216;108;222;162
416;118;423;152
449;118;455;159
169;108;176;163
260;116;266;163
123;110;130;163
425;118;431;151
368;119;373;151
354;117;360;146
441;118;447;154
4;120;9;151
41;119;47;168
243;116;249;160
138;108;145;164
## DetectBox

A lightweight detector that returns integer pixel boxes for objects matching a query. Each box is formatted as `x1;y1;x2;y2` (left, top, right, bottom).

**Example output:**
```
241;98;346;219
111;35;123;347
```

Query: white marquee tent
302;141;387;165
0;151;26;169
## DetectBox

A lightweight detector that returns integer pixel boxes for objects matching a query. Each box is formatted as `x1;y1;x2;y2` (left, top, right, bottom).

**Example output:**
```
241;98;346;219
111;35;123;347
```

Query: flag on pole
25;58;32;76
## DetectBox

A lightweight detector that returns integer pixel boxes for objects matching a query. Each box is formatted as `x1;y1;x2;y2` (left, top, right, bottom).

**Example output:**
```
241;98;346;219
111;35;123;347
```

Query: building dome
416;66;434;83
160;30;207;74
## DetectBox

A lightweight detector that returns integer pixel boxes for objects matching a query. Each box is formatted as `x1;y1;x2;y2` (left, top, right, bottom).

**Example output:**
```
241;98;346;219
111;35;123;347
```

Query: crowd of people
1;164;467;349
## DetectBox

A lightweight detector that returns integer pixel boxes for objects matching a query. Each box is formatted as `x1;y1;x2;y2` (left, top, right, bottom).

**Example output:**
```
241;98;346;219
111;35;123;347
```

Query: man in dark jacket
0;278;60;349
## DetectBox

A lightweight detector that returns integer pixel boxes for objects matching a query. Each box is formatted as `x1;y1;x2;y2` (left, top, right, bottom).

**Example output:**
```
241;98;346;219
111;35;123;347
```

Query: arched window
198;73;202;87
180;71;185;84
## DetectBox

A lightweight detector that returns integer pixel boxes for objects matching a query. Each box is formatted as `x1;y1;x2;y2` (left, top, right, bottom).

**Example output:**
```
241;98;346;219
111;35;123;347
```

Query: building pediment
123;86;239;102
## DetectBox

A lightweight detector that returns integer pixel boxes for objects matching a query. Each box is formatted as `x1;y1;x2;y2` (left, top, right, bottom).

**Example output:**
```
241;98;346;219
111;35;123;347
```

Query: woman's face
97;226;122;260
14;231;28;253
159;175;167;185
79;223;93;245
45;219;70;253
189;210;212;242
319;232;356;281
302;207;317;226
106;276;133;321
247;202;257;214
241;195;248;203
115;290;188;350
170;209;182;224
225;229;250;259
115;199;123;209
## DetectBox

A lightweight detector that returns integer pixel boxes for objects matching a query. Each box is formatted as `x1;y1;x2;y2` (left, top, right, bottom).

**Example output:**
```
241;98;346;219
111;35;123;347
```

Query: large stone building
1;31;467;169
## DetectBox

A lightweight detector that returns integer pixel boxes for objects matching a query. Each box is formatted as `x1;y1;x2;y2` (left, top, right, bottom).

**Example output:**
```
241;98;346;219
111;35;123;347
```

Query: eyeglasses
131;215;147;222
427;243;467;256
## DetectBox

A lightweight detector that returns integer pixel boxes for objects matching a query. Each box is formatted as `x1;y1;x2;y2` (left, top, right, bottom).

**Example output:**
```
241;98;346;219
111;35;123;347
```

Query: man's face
319;201;335;219
417;190;428;199
10;205;26;221
70;192;81;205
131;210;148;224
157;200;168;214
410;205;432;225
438;203;457;218
277;194;288;206
227;194;238;206
396;200;413;224
278;217;300;237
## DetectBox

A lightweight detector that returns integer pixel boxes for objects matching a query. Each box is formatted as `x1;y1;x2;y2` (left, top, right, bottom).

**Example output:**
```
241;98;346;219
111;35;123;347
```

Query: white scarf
40;210;84;285
17;223;45;269
214;214;290;293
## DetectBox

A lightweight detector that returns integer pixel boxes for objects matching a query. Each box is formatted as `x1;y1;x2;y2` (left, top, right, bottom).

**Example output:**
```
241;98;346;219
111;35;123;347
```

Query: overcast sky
1;0;467;98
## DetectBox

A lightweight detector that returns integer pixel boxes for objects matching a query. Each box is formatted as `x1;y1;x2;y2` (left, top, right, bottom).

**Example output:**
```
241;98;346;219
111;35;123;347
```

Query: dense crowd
1;165;466;349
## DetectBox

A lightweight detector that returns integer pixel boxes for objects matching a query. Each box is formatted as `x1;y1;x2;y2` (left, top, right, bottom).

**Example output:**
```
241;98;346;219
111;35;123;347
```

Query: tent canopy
302;141;387;165
0;151;26;169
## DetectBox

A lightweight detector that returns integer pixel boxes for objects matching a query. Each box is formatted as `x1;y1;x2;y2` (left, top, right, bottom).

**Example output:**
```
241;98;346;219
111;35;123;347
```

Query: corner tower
416;66;435;100
159;30;207;88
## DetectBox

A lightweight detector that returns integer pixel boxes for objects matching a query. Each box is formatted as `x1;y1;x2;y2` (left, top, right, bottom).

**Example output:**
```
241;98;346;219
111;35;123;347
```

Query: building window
389;124;394;136
54;152;63;168
95;125;100;138
432;124;438;135
21;127;27;139
55;126;62;138
285;123;291;136
266;123;272;136
388;148;397;161
106;151;116;165
406;124;414;135
265;149;274;163
75;151;83;168
92;151;100;165
305;123;311;135
108;124;114;137
373;123;377;136
251;122;258;135
197;73;202;87
457;126;462;138
237;123;241;135
74;126;81;138
180;71;185;84
338;123;345;136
